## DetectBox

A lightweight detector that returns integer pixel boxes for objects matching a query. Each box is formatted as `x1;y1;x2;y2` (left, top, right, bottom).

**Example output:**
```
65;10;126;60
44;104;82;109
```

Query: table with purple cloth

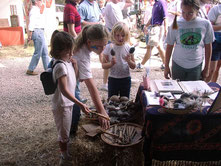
135;82;221;166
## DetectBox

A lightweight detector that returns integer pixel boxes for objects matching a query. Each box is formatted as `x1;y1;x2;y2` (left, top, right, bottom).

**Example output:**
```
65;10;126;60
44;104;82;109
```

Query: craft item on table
82;123;121;138
154;79;183;93
104;95;139;124
90;111;110;121
101;123;143;147
179;80;214;94
160;92;210;114
160;92;174;100
144;91;160;106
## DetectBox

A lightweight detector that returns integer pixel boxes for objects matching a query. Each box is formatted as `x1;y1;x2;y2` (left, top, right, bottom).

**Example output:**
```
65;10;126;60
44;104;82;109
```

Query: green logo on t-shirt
180;32;201;46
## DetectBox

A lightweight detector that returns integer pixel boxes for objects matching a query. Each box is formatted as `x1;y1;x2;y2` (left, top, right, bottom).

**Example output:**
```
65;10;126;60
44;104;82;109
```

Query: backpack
40;60;63;95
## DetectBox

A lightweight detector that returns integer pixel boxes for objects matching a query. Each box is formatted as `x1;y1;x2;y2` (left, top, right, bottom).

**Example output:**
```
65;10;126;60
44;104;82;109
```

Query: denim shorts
211;40;221;61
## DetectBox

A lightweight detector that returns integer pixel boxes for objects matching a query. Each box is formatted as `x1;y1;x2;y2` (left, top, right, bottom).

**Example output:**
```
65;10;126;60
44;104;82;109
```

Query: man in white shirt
104;0;133;31
26;0;49;75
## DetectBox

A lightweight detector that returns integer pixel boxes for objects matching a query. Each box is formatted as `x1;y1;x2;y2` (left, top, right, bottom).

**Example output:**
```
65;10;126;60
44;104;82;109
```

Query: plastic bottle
143;66;150;90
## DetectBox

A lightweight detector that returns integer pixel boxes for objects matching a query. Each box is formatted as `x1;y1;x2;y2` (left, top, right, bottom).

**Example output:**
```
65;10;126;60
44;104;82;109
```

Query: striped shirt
63;2;81;34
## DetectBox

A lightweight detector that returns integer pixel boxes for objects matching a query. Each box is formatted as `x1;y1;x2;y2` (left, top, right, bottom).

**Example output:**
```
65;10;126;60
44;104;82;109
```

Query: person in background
142;0;154;46
50;30;90;165
73;24;110;129
97;0;107;14
137;0;168;71
164;0;214;81
198;0;211;19
206;2;221;82
167;0;181;26
26;0;50;75
78;0;104;26
64;0;82;39
103;0;133;32
102;22;136;98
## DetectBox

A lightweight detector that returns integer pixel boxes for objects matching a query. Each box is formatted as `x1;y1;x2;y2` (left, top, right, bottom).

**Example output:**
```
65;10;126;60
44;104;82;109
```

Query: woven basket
101;123;143;147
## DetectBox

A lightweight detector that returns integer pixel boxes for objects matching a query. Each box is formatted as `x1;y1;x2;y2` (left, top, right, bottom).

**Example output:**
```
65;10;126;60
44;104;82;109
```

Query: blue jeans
28;29;49;71
71;81;81;129
108;77;131;98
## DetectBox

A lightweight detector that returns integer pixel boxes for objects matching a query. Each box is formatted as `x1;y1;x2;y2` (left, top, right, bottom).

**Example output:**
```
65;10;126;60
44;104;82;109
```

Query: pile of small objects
161;93;204;110
103;95;139;124
107;124;139;145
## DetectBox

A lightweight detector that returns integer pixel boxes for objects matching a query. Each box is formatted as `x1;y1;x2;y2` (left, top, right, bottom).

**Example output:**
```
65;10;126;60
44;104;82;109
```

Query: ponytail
74;25;90;52
172;15;178;30
73;24;110;53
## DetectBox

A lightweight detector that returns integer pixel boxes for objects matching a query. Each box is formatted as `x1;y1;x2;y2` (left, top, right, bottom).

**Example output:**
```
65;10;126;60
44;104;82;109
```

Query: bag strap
52;60;65;69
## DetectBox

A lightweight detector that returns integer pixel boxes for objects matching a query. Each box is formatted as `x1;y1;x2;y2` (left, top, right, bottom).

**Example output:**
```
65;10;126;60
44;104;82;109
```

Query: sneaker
26;70;38;75
160;64;165;70
100;84;108;91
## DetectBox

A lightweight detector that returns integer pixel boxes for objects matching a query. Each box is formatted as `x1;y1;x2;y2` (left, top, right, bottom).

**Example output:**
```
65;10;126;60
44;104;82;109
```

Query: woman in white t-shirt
51;31;90;163
73;24;110;129
164;0;214;81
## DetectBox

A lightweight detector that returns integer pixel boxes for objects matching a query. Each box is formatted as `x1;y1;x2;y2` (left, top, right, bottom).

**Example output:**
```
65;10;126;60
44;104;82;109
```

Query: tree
55;0;65;5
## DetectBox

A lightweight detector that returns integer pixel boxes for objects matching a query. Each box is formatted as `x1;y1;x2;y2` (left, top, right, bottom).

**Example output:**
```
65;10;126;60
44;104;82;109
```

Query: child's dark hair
50;30;75;59
74;24;110;52
172;0;200;29
111;22;130;43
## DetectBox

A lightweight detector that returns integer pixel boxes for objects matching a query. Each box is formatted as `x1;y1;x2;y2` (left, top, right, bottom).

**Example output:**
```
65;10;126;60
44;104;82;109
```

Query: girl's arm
67;24;78;39
125;54;136;69
210;21;221;31
84;78;110;129
70;58;79;79
58;76;90;114
202;43;212;80
102;54;116;69
164;44;174;79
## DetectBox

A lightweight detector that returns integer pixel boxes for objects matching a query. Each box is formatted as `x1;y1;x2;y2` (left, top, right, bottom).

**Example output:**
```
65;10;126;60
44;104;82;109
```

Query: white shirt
28;6;45;31
167;0;181;26
73;45;93;80
104;1;125;30
166;17;214;69
52;61;76;108
103;43;131;78
208;4;221;32
143;2;153;25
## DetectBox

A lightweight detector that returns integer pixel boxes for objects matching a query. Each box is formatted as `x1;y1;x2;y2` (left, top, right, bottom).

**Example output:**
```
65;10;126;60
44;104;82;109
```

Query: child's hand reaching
79;103;91;115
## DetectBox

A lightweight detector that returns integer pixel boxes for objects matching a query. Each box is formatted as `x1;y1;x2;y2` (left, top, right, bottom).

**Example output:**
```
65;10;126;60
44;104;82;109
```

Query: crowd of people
25;0;221;164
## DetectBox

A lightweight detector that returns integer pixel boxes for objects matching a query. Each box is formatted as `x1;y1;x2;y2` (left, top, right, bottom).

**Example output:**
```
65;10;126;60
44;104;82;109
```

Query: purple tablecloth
135;82;221;166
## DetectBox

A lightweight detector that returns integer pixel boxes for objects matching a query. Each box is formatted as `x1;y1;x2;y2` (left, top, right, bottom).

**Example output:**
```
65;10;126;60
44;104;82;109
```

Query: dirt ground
0;39;221;166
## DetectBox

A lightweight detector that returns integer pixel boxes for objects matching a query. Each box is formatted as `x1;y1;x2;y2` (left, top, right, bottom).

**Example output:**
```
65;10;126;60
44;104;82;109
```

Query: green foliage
55;0;65;5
